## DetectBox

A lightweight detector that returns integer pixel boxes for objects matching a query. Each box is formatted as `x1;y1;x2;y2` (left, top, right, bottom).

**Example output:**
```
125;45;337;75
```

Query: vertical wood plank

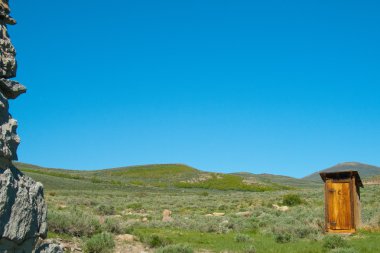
328;182;351;230
325;179;330;231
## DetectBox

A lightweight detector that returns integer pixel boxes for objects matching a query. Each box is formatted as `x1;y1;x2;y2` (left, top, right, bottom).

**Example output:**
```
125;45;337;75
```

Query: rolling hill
14;162;288;192
303;162;380;181
231;172;321;188
15;161;380;191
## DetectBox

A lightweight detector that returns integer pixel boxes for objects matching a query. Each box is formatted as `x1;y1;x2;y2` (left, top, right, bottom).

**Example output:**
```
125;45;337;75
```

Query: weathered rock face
0;22;17;79
0;96;20;161
0;163;47;252
0;1;61;252
35;241;64;253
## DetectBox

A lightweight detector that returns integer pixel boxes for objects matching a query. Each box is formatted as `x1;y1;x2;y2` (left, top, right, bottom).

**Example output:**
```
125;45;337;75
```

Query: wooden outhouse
320;171;363;234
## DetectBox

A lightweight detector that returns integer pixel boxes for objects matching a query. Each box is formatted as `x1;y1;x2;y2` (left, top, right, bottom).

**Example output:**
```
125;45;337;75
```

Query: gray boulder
35;242;64;253
0;164;47;252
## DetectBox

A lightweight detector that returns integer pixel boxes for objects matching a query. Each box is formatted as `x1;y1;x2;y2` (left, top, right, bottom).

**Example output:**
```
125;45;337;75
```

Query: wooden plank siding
326;180;352;230
321;171;363;234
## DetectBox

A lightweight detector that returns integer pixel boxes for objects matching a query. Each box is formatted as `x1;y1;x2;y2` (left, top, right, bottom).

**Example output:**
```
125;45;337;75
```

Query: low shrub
194;217;235;234
369;213;380;229
294;226;318;239
274;232;292;243
244;245;257;253
330;248;358;253
234;234;252;243
96;205;115;215
199;191;209;197
218;204;228;211
282;194;302;206
155;244;194;253
322;235;348;251
127;203;143;210
48;208;101;237
91;177;102;184
147;234;171;248
103;218;125;234
84;232;115;253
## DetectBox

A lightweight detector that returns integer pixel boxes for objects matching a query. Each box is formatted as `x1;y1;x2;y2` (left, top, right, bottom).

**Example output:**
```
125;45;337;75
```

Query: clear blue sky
8;0;380;177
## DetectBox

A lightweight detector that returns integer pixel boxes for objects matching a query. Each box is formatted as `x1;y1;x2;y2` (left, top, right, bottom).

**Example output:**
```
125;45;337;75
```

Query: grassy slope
303;162;380;181
233;172;321;188
16;161;380;190
15;162;287;191
15;162;380;253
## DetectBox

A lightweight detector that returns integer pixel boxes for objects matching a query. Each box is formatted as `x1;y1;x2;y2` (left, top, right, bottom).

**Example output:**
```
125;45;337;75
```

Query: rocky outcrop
0;78;27;99
0;164;47;250
0;1;62;252
35;241;64;253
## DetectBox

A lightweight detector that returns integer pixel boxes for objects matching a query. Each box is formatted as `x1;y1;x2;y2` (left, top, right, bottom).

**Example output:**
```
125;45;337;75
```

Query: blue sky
8;0;380;177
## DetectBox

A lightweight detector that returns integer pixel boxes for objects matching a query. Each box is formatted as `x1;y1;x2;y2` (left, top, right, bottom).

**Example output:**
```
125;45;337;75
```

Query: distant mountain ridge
303;162;380;181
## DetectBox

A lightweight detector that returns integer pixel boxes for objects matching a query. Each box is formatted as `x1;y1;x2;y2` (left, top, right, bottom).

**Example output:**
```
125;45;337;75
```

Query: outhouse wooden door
326;180;352;230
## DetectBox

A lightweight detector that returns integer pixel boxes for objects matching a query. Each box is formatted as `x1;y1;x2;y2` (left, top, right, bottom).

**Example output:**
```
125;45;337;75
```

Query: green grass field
16;162;380;253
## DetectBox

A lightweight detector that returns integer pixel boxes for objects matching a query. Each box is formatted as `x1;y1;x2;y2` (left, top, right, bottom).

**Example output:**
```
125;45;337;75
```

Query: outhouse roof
319;170;364;188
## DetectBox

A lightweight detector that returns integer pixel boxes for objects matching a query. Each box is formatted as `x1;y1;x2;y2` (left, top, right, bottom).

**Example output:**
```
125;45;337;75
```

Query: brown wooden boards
321;171;363;234
327;181;352;230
